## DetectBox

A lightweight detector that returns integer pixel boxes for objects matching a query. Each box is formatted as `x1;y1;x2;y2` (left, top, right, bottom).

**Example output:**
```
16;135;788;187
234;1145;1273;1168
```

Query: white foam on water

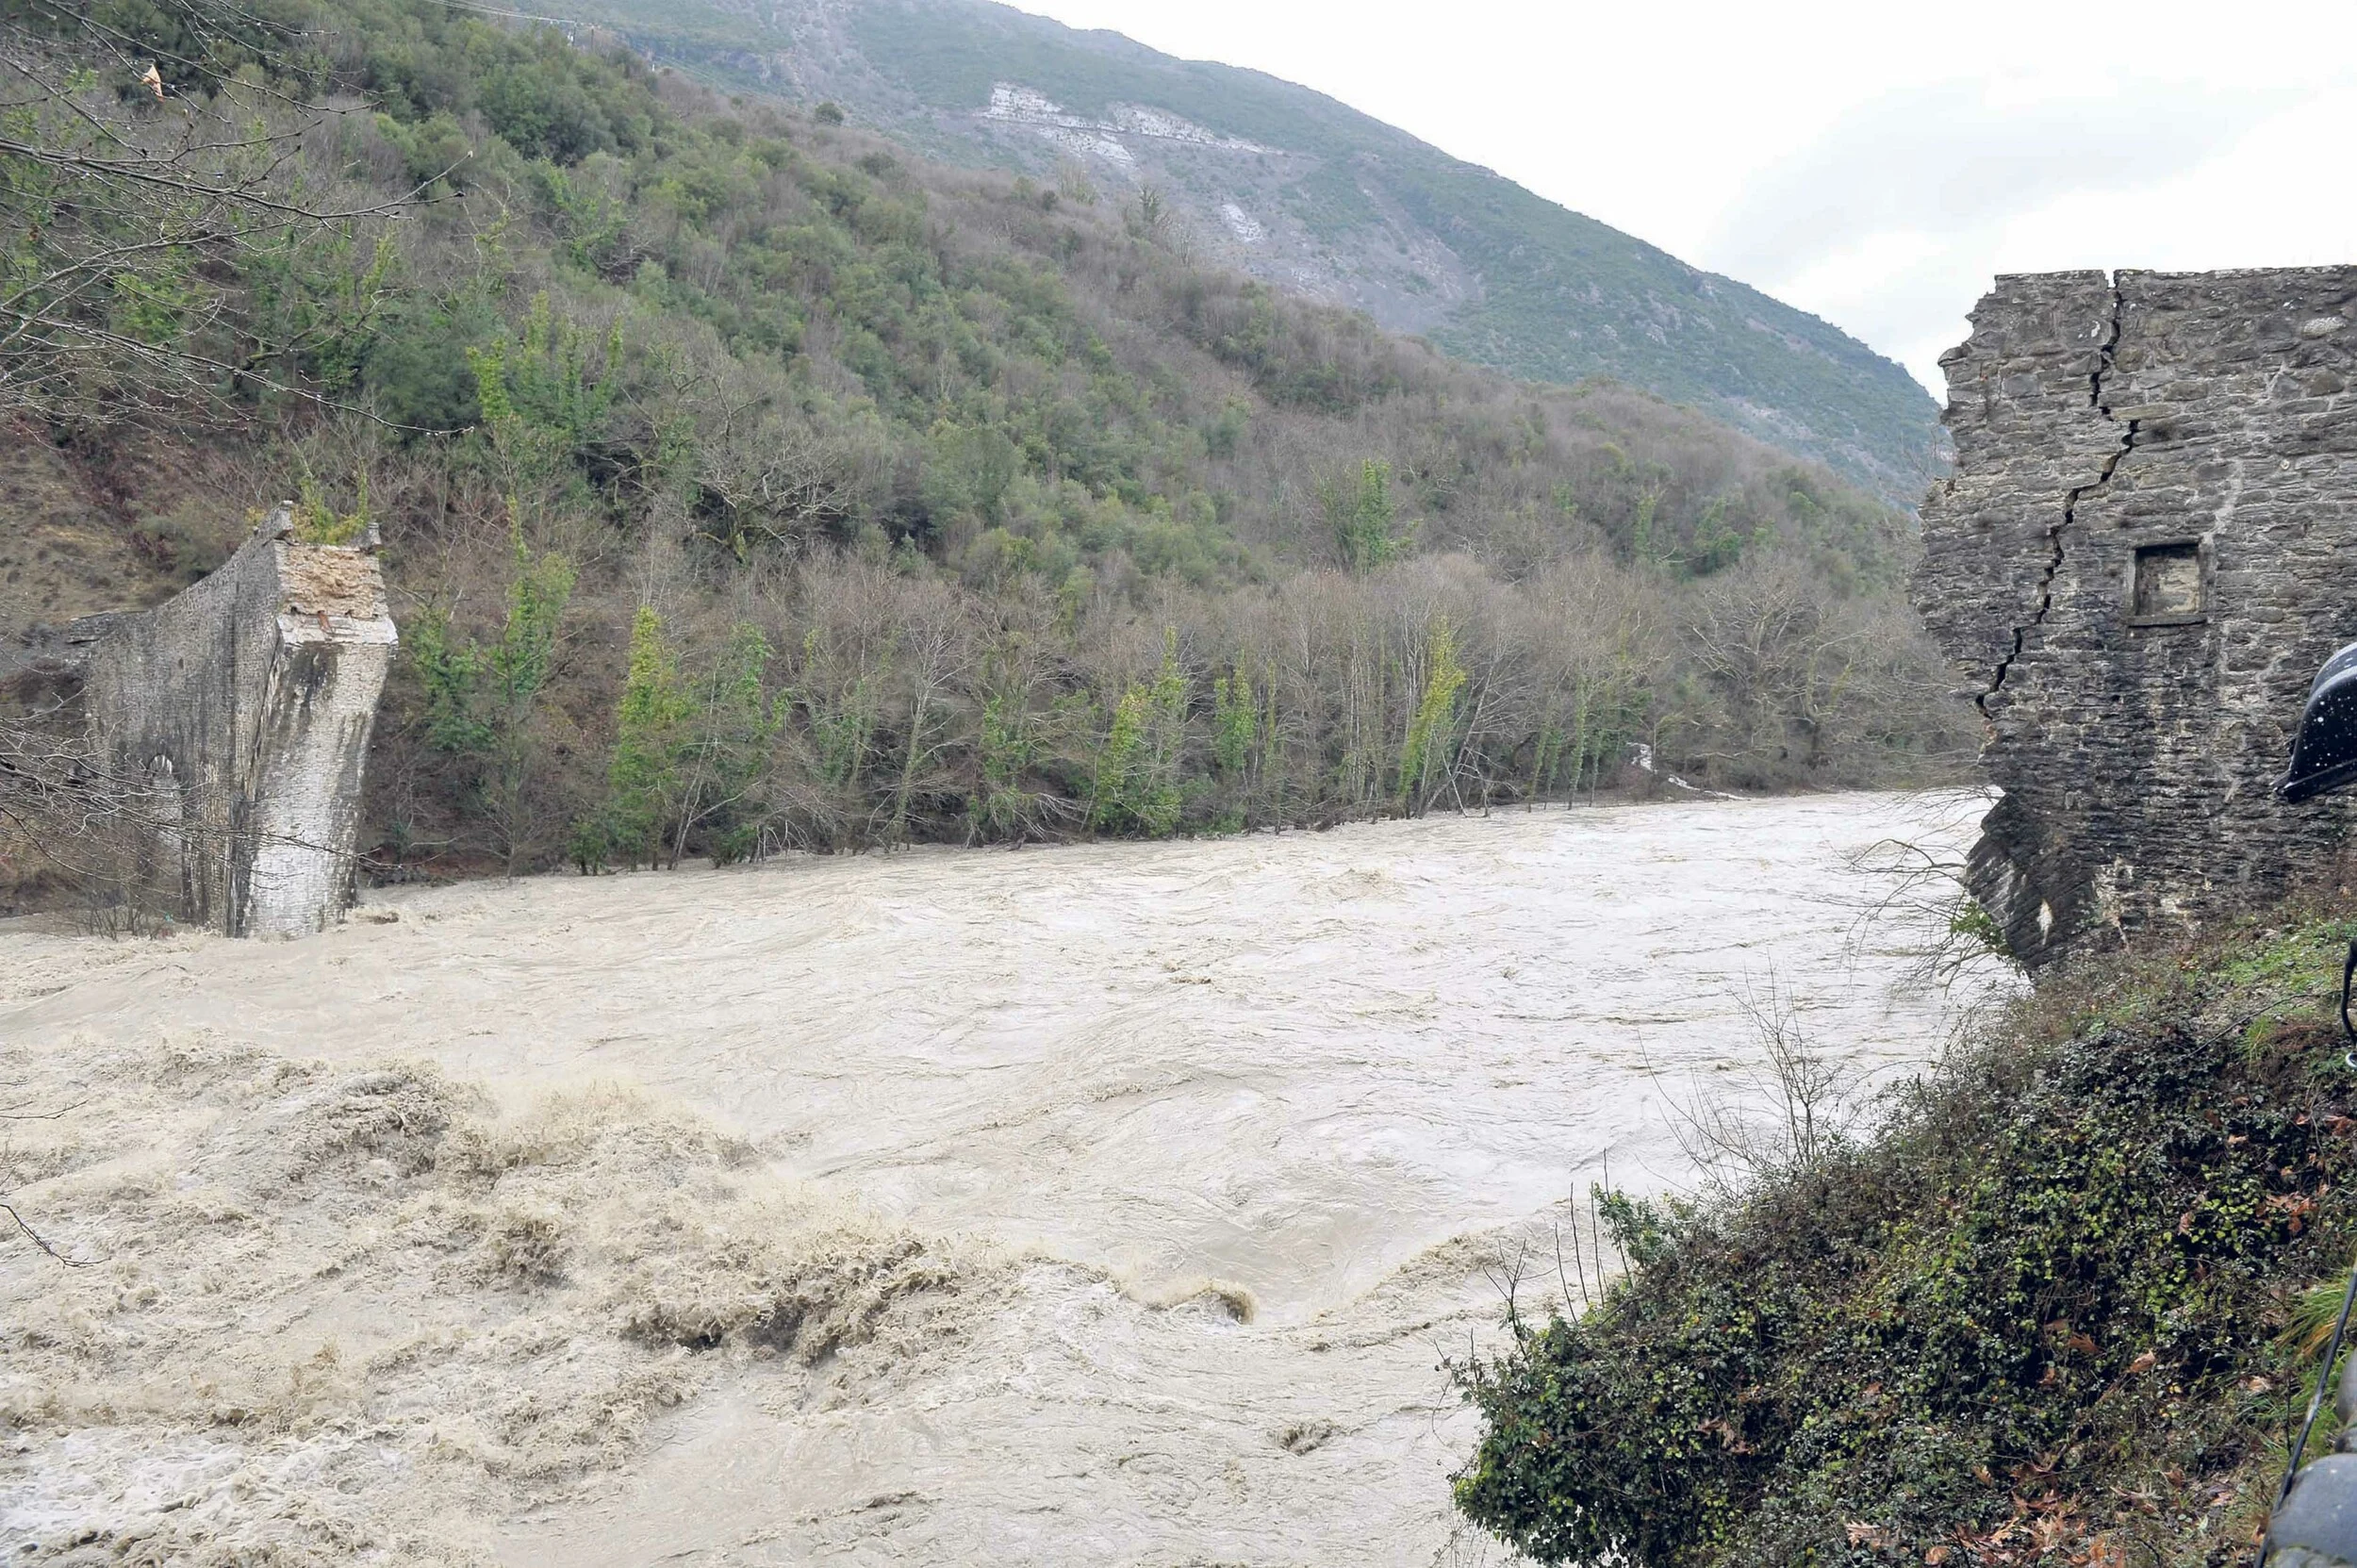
0;791;1996;1564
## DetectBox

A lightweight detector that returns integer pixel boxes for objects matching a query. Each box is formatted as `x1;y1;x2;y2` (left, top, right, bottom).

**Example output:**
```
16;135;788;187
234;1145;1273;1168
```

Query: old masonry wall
1915;267;2357;970
79;506;396;937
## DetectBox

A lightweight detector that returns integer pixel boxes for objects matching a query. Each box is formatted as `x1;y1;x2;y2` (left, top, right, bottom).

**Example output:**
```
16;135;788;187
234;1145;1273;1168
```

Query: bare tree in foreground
1;1081;93;1266
1659;971;1860;1200
1841;790;2029;993
0;0;426;426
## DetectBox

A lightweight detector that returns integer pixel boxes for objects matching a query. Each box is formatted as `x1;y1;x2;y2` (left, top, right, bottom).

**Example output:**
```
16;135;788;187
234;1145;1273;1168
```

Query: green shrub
597;605;691;869
1089;630;1189;836
1323;458;1410;571
1455;916;2357;1566
1398;617;1466;812
289;470;371;545
406;520;576;874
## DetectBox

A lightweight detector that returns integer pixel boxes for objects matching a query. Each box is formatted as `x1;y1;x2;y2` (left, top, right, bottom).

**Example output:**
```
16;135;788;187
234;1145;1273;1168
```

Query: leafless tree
1659;970;1859;1199
0;0;429;426
1844;799;2028;992
885;577;973;845
0;705;181;925
1;1080;93;1266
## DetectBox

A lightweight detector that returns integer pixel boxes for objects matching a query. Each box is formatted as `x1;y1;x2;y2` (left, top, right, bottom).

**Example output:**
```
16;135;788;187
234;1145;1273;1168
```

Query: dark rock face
1915;268;2357;970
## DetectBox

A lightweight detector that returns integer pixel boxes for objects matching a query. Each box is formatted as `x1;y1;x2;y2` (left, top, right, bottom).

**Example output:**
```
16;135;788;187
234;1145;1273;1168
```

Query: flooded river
0;792;1995;1564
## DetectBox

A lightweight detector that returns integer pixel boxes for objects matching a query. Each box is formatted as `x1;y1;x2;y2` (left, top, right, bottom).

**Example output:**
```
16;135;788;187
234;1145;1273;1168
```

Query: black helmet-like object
2279;640;2357;801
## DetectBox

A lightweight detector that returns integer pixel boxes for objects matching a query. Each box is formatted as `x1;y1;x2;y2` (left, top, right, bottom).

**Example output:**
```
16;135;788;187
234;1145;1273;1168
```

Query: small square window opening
2131;541;2203;622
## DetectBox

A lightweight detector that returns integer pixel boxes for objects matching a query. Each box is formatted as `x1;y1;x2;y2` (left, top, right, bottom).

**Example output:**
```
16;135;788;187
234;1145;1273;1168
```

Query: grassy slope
569;0;1945;506
1455;911;2357;1566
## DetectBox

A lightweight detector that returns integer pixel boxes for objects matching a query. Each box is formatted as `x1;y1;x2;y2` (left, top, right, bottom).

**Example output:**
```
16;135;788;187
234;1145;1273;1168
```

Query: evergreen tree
1399;617;1468;813
409;516;575;874
600;606;690;868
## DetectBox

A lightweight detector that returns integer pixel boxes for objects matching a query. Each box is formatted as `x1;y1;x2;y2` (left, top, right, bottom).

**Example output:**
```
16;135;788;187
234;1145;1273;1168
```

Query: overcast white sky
1010;0;2357;396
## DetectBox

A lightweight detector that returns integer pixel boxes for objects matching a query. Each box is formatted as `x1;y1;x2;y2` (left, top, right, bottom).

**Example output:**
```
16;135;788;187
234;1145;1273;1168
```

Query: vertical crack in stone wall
1916;266;2357;971
1978;278;2137;715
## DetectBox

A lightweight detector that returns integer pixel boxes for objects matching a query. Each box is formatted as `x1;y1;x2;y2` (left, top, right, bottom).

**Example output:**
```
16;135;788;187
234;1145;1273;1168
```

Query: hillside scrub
0;0;1973;884
1452;911;2357;1567
578;0;1945;505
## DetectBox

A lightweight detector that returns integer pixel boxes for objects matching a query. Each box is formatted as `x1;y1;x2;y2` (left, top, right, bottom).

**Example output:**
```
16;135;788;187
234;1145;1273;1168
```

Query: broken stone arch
74;503;398;937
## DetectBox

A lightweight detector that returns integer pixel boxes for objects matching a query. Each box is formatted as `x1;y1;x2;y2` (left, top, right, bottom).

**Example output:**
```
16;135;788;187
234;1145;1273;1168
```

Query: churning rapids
0;792;1996;1565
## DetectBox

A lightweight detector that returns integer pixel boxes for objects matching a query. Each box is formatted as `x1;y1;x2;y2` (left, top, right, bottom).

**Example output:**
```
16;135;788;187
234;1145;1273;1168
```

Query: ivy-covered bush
1455;916;2357;1567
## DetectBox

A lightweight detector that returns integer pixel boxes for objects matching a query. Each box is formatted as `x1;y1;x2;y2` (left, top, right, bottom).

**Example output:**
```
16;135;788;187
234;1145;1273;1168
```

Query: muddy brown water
0;791;1996;1564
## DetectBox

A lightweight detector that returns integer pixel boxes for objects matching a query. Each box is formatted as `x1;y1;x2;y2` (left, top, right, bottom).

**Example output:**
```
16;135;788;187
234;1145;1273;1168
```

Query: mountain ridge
568;0;1947;505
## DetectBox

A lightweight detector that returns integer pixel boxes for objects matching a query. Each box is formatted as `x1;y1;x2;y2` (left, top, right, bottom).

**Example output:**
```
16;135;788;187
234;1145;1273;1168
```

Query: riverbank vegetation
0;0;1972;888
1454;910;2357;1566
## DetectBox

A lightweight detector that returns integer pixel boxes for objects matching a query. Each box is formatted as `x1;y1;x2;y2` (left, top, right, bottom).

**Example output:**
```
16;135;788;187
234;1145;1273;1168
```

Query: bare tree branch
0;1198;92;1266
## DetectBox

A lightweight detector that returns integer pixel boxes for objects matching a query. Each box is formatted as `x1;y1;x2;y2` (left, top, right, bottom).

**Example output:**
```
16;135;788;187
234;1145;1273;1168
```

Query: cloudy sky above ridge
1011;0;2357;397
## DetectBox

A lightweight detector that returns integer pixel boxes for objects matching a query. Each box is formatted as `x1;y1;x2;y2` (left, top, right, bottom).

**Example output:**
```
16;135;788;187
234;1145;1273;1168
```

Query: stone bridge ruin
38;505;396;937
1915;266;2357;970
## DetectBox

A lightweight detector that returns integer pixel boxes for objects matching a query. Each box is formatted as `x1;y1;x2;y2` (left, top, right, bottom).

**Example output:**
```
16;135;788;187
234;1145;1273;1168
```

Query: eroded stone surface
79;506;395;936
1916;268;2357;970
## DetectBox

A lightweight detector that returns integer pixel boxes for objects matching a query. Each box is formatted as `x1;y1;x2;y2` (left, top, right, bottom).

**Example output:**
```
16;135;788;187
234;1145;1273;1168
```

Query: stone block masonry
80;505;396;937
1915;267;2357;970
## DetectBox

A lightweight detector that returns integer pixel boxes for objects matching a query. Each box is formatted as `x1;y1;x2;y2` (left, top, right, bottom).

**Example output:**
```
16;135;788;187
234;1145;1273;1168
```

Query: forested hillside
553;0;1949;506
0;0;1973;889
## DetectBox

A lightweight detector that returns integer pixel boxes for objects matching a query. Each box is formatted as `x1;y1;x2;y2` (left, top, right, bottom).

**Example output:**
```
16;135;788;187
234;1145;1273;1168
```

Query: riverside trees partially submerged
509;546;1968;868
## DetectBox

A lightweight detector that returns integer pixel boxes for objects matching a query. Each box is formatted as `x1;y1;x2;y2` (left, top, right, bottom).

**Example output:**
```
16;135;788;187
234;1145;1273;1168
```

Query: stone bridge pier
77;504;396;937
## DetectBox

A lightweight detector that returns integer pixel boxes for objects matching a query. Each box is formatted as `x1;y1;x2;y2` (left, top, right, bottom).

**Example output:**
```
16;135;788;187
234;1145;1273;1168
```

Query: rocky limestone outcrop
1916;268;2357;970
75;504;396;936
